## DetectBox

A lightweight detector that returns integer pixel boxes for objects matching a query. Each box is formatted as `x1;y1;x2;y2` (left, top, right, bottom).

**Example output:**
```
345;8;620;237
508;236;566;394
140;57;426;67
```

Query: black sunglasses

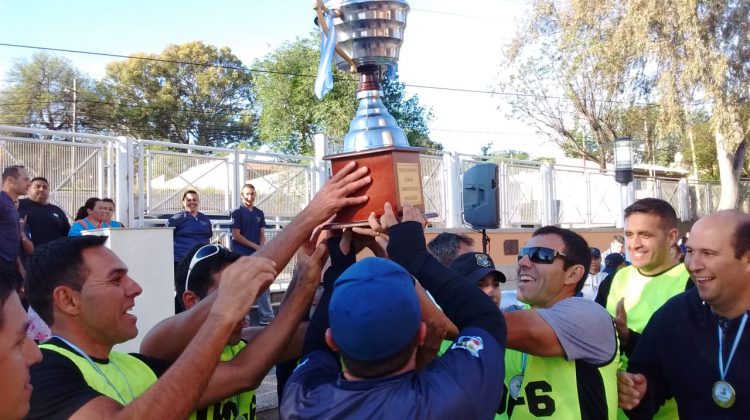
518;246;573;265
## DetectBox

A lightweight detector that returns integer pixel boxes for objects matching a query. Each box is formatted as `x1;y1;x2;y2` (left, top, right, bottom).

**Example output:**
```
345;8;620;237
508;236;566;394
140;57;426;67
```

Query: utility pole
72;77;77;133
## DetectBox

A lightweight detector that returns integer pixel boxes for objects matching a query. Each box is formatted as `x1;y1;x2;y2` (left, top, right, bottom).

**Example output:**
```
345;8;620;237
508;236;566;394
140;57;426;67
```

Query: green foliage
253;35;439;155
252;35;357;155
381;73;439;149
100;41;256;148
0;52;99;133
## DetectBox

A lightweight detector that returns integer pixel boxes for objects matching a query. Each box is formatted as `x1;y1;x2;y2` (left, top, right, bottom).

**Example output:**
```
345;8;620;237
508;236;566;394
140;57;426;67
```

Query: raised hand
615;298;630;345
617;371;647;410
212;256;278;321
306;162;371;224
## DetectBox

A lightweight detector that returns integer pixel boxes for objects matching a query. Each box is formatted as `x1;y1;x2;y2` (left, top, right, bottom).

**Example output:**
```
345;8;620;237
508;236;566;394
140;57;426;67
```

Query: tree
253;36;357;155
253;34;440;155
101;41;256;148
532;0;750;209
381;73;439;149
501;29;638;170
0;52;99;133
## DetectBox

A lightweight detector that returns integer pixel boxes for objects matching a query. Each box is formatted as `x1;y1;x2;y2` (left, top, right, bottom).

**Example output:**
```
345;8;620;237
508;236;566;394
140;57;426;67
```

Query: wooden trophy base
324;145;429;228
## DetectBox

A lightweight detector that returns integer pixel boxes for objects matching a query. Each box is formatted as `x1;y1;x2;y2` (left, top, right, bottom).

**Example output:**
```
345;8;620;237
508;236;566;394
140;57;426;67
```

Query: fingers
617;372;645;410
380;202;399;229
401;204;426;226
339;229;353;255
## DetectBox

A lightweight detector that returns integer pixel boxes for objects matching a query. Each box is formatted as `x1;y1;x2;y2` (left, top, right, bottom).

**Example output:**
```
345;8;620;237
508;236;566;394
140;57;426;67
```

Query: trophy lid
326;0;410;72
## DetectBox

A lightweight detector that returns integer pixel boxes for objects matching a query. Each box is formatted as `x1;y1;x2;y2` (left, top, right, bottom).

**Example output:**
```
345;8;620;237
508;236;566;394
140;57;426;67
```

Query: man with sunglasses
24;235;278;419
600;198;690;420
495;226;619;419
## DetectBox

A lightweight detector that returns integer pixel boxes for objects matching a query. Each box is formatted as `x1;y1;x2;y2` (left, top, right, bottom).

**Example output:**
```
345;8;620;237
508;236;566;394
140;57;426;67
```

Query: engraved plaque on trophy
315;0;430;226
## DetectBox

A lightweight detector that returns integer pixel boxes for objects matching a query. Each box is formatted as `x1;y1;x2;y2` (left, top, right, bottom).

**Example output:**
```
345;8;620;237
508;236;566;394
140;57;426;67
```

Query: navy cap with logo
590;247;602;258
449;252;506;284
329;257;421;361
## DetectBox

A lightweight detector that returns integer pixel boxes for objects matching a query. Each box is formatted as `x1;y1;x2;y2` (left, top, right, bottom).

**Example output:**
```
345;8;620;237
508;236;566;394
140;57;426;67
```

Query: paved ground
256;368;280;420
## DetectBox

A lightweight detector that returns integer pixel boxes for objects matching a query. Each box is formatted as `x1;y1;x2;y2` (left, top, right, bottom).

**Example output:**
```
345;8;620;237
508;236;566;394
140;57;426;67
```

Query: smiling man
618;210;750;417
23;235;277;419
600;198;691;420
496;226;619;419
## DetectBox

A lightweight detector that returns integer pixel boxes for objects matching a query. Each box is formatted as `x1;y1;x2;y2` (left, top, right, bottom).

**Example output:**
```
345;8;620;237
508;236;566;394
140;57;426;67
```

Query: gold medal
712;380;736;408
509;374;523;400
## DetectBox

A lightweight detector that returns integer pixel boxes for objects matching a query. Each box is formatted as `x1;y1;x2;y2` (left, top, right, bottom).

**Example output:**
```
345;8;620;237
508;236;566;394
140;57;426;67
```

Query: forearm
256;211;319;272
302;237;354;356
387;222;505;342
198;284;317;405
140;292;221;362
114;312;236;419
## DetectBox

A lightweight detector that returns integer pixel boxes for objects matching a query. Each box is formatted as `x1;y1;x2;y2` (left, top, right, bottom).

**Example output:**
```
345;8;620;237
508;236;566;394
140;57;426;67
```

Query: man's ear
667;228;679;246
565;264;585;287
325;328;340;352
52;286;81;317
182;291;200;310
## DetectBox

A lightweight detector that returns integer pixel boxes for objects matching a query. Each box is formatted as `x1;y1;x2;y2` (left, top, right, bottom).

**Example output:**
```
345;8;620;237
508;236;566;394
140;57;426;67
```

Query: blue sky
0;0;560;157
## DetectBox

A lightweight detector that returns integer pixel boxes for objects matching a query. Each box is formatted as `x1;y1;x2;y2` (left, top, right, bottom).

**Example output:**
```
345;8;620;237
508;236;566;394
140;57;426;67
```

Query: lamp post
614;137;634;228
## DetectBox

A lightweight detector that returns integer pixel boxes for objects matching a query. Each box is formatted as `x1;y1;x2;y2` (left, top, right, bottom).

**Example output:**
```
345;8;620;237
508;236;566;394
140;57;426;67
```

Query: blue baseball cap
449;252;506;284
329;257;421;361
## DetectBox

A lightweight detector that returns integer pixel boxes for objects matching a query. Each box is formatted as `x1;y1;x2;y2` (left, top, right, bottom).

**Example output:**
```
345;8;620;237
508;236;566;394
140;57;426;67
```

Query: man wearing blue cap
449;252;506;306
281;204;507;419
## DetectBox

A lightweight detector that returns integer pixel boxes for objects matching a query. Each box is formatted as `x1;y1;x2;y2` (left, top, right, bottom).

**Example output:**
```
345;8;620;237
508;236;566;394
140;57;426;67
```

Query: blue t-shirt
230;206;265;256
166;211;213;263
0;191;20;263
68;219;124;237
281;327;505;419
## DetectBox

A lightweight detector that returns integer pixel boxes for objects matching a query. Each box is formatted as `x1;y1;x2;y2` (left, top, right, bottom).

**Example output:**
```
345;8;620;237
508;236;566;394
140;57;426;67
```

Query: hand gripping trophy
314;0;431;226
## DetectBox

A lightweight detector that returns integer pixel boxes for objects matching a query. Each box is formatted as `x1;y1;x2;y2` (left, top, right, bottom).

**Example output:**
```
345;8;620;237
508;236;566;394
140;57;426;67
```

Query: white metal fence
2;125;748;233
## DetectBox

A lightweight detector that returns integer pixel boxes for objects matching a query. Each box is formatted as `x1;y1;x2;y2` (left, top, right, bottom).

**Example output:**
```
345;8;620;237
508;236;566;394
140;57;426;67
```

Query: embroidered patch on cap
451;335;484;357
475;253;491;267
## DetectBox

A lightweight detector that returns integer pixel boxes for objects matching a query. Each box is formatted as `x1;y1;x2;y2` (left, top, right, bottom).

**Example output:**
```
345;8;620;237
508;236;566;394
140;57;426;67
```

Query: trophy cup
315;0;429;227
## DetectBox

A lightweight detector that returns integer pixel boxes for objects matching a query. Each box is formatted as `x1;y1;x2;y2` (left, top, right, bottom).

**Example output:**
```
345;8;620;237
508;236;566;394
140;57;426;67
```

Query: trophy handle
315;0;357;71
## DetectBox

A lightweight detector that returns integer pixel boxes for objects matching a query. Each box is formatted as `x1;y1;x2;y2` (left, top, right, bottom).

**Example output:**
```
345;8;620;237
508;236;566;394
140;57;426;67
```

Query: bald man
618;210;750;417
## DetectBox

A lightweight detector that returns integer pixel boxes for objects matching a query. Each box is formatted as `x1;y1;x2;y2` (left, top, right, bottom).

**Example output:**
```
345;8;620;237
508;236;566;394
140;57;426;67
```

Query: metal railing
1;125;747;233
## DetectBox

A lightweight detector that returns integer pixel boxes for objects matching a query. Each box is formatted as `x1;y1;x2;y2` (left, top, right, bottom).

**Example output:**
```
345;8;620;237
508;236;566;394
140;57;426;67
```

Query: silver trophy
315;0;426;225
315;0;410;151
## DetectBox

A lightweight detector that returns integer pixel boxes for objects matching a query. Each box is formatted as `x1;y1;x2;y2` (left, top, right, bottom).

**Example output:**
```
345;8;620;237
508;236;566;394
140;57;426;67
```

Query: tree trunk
715;126;745;210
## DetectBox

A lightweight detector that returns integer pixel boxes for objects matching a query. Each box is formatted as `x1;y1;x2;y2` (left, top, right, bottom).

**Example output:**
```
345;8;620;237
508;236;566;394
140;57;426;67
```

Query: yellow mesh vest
495;342;619;419
606;264;689;420
40;344;157;404
189;341;257;420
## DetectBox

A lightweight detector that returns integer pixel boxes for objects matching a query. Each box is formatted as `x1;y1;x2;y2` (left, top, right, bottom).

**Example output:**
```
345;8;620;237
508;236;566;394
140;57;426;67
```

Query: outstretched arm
70;256;277;419
140;162;370;361
196;243;328;406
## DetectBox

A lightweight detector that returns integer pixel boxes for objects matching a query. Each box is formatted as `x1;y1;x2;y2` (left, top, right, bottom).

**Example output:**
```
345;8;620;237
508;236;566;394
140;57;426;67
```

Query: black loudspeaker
463;163;500;229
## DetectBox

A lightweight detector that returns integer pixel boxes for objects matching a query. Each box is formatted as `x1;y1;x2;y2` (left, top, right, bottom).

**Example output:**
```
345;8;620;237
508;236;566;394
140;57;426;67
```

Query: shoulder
538;298;617;363
127;353;171;377
28;347;101;419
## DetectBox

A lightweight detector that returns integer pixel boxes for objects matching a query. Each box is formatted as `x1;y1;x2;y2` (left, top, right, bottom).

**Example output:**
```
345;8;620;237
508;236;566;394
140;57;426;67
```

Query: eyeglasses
185;244;222;292
517;247;573;265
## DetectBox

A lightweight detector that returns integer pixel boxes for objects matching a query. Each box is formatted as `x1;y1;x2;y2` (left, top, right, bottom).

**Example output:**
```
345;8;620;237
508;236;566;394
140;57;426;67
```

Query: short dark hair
624;198;677;230
339;335;418;379
174;244;239;313
25;235;109;325
532;226;591;294
732;216;750;259
0;264;21;329
182;190;198;201
2;165;25;182
242;183;256;191
613;235;624;244
101;198;115;204
428;233;474;266
30;176;49;184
